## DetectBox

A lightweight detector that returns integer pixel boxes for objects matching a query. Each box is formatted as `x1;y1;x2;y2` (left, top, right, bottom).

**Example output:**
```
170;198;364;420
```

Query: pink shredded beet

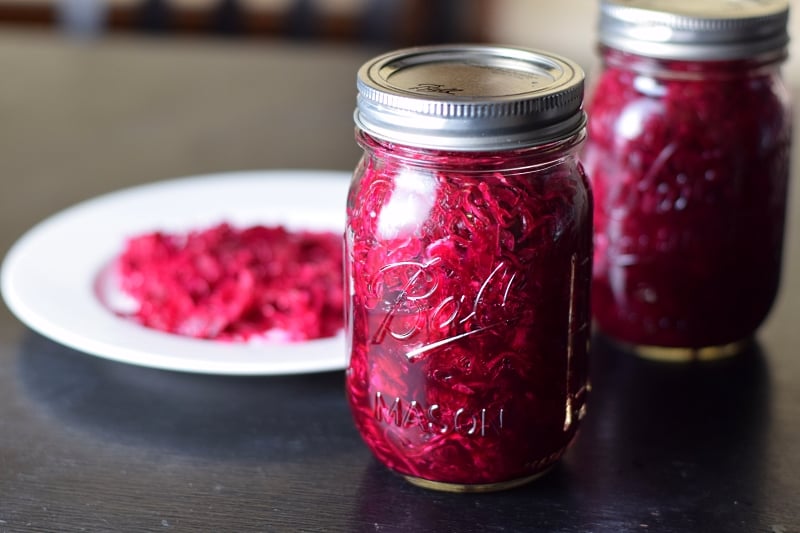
117;223;344;342
345;132;592;485
584;49;791;348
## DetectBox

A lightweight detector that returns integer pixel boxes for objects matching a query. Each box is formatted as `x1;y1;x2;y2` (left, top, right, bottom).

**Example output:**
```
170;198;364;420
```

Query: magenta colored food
345;132;592;485
117;223;344;342
584;49;791;349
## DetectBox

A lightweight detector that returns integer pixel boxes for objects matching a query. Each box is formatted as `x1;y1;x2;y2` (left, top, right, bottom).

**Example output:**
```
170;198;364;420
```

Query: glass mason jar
345;45;592;492
584;0;792;361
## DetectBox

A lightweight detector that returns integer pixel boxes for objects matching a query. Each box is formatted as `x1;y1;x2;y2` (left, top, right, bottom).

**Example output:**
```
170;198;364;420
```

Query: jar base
611;337;751;363
403;466;555;493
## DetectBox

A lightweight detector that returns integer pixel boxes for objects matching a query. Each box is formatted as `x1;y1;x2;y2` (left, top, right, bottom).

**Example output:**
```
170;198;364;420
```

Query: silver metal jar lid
599;0;790;60
354;45;586;151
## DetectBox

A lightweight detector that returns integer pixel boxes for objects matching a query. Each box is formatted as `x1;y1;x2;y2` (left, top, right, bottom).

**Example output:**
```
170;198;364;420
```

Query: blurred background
1;1;798;79
0;0;601;62
0;0;492;48
1;0;798;259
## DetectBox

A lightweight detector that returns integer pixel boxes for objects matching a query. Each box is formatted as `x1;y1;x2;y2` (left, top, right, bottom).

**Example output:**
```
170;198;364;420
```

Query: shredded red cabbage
117;223;344;342
584;49;791;349
345;132;592;485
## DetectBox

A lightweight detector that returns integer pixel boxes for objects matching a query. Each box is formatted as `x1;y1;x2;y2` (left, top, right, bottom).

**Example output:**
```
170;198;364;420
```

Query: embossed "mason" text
373;391;504;436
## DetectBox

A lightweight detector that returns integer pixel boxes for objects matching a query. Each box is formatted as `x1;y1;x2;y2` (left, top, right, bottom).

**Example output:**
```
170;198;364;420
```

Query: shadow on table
348;336;773;533
566;336;773;531
16;332;362;462
16;330;776;532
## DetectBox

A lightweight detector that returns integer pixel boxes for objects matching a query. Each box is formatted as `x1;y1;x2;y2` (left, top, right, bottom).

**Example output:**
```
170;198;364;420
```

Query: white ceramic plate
1;170;351;375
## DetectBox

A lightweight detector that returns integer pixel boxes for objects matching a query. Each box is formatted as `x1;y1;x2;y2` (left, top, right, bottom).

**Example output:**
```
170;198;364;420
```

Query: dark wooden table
1;31;798;532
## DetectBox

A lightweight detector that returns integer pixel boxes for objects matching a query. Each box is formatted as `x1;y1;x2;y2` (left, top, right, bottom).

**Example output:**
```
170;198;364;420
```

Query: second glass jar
584;0;792;360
